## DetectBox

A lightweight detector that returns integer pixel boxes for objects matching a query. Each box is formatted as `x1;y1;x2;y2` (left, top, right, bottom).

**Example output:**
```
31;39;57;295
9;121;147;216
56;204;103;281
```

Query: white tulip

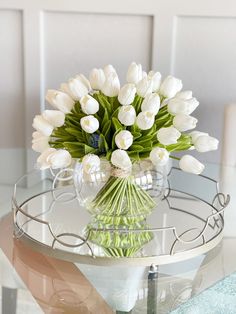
167;97;199;115
136;111;155;130
159;75;183;98
115;130;133;150
80;115;99;133
32;131;49;153
142;71;147;79
82;154;100;174
150;147;169;166
101;72;120;97
148;71;162;92
141;93;160;115
179;155;205;175
103;64;117;77
89;68;105;90
189;131;209;143
118;105;136;126
126;62;142;84
42;110;65;127
136;77;153;98
194;135;219;152
173;114;198;132
157;126;181;145
118;83;136;105
48;149;72;169
80;95;99;115
32;115;54;136
111;149;132;170
37;148;56;169
75;74;91;91
46;90;74;113
61;76;89;101
175;90;193;100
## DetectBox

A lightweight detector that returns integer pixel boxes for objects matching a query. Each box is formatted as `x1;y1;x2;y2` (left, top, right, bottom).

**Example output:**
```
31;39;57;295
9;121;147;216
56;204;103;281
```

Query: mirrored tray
12;167;230;266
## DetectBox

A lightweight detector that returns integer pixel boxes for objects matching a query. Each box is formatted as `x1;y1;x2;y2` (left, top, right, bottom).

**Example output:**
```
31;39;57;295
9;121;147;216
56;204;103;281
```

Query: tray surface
13;167;229;266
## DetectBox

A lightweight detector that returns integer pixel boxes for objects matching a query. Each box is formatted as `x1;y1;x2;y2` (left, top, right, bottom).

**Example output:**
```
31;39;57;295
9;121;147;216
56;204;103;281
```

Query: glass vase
74;159;165;257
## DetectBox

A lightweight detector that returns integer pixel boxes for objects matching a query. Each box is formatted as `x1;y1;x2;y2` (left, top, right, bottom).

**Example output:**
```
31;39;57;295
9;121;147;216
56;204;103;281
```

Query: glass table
0;162;236;313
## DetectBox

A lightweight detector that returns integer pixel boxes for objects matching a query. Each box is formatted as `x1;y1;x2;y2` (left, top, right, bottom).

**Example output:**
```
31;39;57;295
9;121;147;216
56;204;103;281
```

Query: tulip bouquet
32;62;218;257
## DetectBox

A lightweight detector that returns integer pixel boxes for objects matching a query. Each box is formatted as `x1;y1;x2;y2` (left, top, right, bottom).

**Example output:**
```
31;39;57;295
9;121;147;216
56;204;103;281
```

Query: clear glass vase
74;159;165;257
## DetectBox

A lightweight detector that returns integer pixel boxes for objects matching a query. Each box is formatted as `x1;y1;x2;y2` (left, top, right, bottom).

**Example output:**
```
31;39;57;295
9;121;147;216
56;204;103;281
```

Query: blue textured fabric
171;272;236;314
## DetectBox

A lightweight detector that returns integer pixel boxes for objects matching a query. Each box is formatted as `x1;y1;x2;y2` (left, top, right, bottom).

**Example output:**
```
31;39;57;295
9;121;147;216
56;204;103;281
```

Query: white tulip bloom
32;115;54;136
173;114;198;132
159;75;183;98
175;90;193;100
118;83;136;105
47;149;72;169
142;71;147;79
167;97;199;115
80;115;99;133
61;76;89;101
118;105;136;126
150;147;169;166
32;131;49;153
126;62;143;84
141;93;160;115
157;126;181;145
89;68;106;90
37;148;72;169
101;72;120;97
115;130;133;150
189;131;209;143
136;77;153;98
82;154;100;174
148;71;162;92
136;111;155;130
37;148;56;169
42;110;65;127
46;90;74;113
194;135;219;152
75;74;91;91
103;64;117;77
111;149;132;170
80;95;99;115
179;155;205;175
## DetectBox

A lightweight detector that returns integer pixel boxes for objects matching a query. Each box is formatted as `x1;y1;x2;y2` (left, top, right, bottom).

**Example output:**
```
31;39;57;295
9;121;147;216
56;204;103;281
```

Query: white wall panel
0;10;25;183
0;10;24;148
42;12;153;92
173;16;236;162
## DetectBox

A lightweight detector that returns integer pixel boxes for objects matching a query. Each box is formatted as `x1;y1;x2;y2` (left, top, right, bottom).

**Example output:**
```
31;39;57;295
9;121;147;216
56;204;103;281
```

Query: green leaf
82;130;91;145
129;144;144;152
141;125;156;137
106;150;112;161
98;134;109;153
132;132;142;140
64;142;97;157
127;151;140;160
72;101;82;115
97;94;112;114
134;139;153;149
101;108;109;129
139;151;151;159
130;123;139;133
112;128;122;150
102;120;112;143
112;117;124;132
111;107;120;119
